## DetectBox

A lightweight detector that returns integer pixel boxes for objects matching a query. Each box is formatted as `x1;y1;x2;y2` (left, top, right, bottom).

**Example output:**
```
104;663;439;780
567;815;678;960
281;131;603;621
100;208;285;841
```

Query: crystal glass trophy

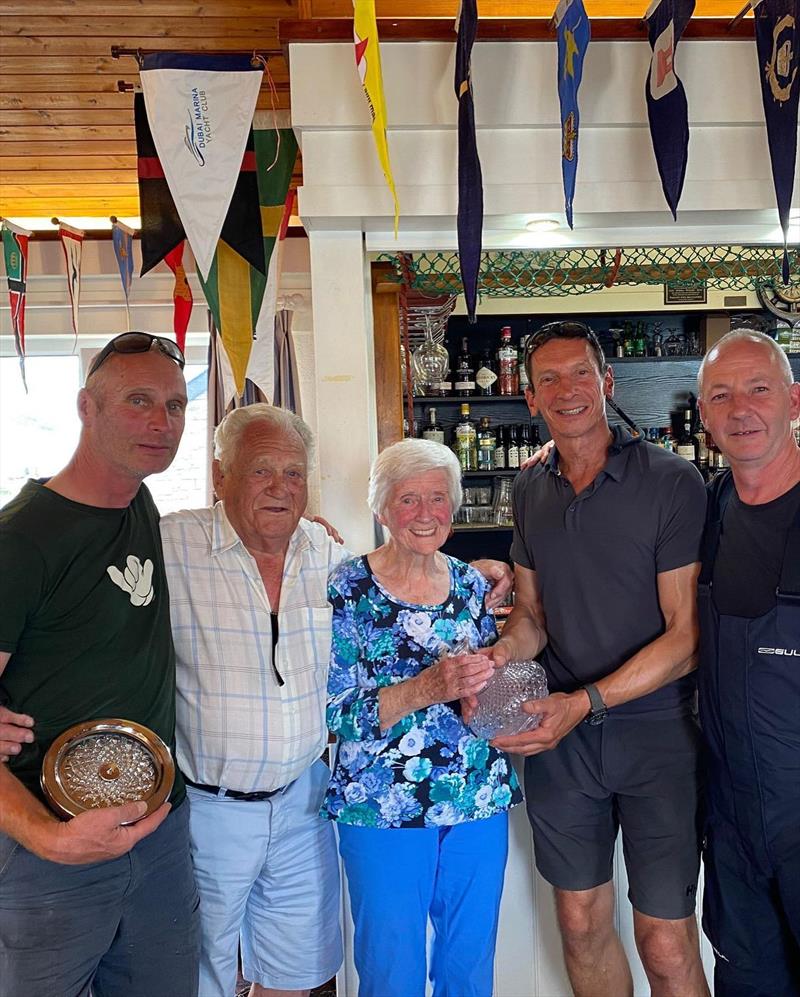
469;659;549;740
411;317;450;396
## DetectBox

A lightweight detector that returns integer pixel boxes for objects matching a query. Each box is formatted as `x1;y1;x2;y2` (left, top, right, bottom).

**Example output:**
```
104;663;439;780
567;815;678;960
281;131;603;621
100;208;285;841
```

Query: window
0;356;209;514
0;356;81;506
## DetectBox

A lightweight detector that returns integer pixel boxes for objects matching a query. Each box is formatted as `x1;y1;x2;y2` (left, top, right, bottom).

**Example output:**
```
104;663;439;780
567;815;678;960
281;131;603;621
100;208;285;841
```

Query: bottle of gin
454;403;478;471
477;417;496;471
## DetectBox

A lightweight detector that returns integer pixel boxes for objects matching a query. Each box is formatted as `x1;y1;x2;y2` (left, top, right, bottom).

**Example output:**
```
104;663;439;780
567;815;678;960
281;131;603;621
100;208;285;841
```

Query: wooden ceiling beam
280;16;753;42
2;2;296;18
2;16;284;38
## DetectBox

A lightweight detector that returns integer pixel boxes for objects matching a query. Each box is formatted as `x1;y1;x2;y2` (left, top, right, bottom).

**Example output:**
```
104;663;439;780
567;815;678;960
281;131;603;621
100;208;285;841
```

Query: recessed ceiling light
525;218;561;233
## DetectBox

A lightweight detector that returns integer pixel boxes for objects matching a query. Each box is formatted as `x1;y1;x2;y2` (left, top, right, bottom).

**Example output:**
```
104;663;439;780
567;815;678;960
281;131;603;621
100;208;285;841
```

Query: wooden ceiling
0;0;748;222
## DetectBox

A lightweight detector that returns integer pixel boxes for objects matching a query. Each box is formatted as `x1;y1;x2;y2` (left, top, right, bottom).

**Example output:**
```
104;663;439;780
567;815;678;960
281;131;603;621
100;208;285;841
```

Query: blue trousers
338;812;509;997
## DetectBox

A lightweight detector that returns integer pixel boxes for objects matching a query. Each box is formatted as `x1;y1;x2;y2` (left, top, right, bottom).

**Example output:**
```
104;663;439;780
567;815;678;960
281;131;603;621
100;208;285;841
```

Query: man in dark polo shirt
0;333;199;997
490;321;709;997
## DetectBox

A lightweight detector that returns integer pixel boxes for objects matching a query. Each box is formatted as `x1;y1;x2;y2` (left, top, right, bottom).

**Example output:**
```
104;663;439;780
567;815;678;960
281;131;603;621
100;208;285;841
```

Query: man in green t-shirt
0;333;199;997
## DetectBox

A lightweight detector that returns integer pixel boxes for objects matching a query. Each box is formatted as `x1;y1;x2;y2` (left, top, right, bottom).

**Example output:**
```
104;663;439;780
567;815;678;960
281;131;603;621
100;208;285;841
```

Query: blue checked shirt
161;503;350;792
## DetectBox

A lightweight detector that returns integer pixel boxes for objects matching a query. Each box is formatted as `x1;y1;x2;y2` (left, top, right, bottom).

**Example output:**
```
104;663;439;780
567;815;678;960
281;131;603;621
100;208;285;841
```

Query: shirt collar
545;424;641;483
211;501;326;557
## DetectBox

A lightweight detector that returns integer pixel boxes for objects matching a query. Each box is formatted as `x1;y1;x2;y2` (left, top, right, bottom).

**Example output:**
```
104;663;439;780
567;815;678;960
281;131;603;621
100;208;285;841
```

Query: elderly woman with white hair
322;438;522;997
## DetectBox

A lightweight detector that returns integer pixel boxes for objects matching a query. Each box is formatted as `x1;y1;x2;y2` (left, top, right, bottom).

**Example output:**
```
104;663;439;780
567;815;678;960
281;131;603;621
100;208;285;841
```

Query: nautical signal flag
353;0;400;236
58;223;84;344
644;0;695;219
754;0;799;284
135;92;185;276
139;53;263;281
455;0;483;324
555;0;591;229
164;241;193;353
199;114;298;401
111;219;135;329
1;220;32;390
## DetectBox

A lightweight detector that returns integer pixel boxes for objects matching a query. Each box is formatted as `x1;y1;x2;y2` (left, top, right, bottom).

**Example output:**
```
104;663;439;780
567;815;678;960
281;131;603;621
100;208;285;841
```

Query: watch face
585;708;607;727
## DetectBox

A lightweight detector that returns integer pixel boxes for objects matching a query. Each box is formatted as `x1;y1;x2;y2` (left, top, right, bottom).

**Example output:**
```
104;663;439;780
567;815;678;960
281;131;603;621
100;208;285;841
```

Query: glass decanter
411;318;450;396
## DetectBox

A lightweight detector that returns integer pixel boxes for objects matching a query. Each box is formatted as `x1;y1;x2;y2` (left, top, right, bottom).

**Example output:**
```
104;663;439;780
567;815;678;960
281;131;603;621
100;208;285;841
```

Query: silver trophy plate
469;659;549;740
40;718;175;822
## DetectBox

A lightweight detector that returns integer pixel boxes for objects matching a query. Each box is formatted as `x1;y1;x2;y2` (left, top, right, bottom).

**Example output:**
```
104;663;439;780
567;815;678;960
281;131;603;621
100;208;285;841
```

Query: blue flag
455;0;483;324
556;0;591;229
645;0;695;219
111;220;135;329
754;0;799;285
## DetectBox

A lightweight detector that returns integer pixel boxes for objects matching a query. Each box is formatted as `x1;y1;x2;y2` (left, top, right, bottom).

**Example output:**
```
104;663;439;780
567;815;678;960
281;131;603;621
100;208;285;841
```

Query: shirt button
568;506;575;512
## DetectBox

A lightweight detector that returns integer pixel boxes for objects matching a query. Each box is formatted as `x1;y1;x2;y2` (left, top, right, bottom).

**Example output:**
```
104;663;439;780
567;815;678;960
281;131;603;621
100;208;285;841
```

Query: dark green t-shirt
0;480;184;805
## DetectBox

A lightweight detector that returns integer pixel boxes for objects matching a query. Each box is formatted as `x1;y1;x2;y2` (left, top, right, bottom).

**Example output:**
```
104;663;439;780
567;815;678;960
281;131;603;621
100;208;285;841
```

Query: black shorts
524;712;702;920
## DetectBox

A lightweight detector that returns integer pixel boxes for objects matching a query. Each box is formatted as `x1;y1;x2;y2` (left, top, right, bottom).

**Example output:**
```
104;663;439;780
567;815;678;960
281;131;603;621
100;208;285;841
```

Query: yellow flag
353;0;400;236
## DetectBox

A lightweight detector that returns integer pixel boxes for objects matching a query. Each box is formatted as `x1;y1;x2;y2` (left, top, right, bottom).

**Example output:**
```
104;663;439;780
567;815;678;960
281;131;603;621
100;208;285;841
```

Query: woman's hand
378;653;495;730
417;653;495;706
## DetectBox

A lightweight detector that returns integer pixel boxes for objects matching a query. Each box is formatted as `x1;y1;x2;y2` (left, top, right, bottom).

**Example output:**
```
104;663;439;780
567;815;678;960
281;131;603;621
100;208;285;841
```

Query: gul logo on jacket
107;555;155;607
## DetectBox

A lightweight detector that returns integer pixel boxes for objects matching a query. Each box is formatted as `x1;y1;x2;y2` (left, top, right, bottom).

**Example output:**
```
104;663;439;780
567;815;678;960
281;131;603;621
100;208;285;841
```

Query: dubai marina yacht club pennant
644;0;695;219
1;220;32;389
754;0;799;284
556;0;591;230
58;223;84;342
111;219;135;329
455;0;483;324
139;53;263;281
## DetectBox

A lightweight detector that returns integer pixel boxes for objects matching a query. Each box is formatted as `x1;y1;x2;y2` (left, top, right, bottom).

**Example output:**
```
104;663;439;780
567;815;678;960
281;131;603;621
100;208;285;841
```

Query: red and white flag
139;53;263;281
58;223;84;343
1;220;32;389
163;240;193;354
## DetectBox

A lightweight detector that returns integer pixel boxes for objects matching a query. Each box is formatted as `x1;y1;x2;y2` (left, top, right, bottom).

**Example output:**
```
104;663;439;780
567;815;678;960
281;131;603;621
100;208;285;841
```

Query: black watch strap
582;683;607;725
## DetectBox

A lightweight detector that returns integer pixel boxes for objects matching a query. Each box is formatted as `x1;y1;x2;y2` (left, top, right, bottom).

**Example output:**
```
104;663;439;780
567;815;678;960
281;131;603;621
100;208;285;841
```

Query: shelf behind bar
453;524;513;533
411;395;527;403
463;469;519;476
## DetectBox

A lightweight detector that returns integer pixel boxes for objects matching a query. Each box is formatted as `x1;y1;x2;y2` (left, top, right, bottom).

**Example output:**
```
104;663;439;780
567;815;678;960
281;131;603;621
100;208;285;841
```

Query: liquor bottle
454;336;476;397
676;409;698;463
518;423;533;464
695;420;710;472
623;323;635;358
454;403;478;471
507;425;520;469
661;427;674;452
477;417;496;471
634;322;647;357
530;423;542;453
421;407;445;445
494;425;507;469
497;326;520;396
475;348;498;396
518;335;530;392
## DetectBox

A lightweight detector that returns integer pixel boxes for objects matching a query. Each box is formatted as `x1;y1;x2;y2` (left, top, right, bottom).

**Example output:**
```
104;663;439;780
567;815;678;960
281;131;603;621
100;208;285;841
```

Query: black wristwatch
582;683;607;726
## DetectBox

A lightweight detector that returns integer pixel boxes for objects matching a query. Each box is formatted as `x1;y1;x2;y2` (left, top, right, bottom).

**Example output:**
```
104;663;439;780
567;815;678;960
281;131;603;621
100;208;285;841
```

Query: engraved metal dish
40;719;174;822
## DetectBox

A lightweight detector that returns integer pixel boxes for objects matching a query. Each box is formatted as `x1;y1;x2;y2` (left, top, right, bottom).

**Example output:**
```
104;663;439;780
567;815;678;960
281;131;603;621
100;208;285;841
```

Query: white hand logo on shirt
107;555;155;607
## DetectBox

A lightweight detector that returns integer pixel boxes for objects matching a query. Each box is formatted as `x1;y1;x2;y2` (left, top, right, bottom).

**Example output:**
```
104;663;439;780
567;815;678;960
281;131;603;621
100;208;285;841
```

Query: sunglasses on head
87;332;186;380
524;321;596;358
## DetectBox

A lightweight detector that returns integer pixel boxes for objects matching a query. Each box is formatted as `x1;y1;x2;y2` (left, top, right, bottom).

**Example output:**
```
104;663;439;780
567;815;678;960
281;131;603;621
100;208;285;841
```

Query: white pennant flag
139;53;263;280
58;222;84;344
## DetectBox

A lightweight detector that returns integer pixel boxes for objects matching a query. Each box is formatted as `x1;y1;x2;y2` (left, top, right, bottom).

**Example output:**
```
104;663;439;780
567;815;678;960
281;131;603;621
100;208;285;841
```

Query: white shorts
187;758;342;996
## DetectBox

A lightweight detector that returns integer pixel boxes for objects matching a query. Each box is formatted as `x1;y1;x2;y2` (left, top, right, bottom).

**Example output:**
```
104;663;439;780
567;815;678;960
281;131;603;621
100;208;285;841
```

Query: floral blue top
322;554;522;829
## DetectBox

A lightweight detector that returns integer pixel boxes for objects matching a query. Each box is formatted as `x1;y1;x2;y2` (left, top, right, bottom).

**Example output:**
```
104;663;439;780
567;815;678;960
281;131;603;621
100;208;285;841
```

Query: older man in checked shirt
160;404;347;997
